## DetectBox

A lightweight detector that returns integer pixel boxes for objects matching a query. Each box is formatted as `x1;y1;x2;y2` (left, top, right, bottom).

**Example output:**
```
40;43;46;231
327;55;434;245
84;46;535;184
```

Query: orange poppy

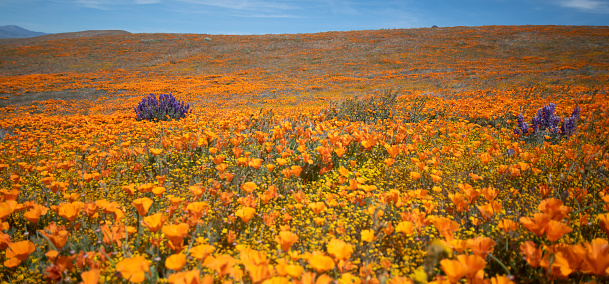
166;253;187;271
520;213;551;237
396;221;415;235
242;182;258;194
275;231;299;252
467;236;496;258
236;207;256;223
115;255;150;283
304;252;335;273
6;240;36;261
162;223;190;249
410;171;421;181
81;269;100;284
519;241;542;268
132;197;153;216
143;213;167;233
308;202;327;215
327;238;353;260
189;244;215;260
39;225;69;250
545;220;572;242
58;201;84;222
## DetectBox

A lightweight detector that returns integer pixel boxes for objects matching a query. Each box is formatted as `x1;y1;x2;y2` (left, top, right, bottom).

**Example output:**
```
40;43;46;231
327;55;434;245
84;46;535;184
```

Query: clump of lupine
514;103;580;142
134;93;191;122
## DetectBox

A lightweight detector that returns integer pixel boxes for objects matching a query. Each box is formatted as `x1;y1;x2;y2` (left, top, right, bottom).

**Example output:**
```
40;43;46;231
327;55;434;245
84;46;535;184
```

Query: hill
0;25;48;39
0;29;130;45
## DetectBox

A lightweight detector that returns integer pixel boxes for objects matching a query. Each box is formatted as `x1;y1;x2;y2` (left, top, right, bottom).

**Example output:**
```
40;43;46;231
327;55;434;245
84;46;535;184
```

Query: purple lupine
561;116;577;137
514;113;529;135
135;93;191;121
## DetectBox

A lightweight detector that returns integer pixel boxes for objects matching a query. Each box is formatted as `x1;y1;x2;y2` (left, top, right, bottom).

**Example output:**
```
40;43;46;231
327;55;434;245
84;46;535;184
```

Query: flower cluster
514;103;580;138
134;93;191;122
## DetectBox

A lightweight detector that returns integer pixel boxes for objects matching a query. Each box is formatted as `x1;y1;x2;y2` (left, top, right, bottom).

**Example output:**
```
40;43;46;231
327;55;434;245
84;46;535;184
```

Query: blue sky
1;0;608;34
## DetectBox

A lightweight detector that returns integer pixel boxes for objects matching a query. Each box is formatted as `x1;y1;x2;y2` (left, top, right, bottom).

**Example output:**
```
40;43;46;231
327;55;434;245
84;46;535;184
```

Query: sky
0;0;608;35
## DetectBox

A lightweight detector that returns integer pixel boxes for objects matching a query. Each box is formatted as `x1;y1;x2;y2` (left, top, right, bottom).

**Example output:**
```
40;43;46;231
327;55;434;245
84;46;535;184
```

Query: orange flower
545;220;572;242
39;224;69;250
168;269;207;284
115;255;150;283
410;171;421;181
152;186;166;197
6;240;35;261
457;254;487;281
538;198;571;221
497;219;519;233
396;221;415;235
163;223;190;250
203;255;238;278
132;197;153;216
440;258;466;283
467;237;496;258
520;241;542;268
308;202;327;215
327;238;353;260
304;252;335;273
575;238;609;276
58;201;84;222
275;231;299;252
166;253;187;271
0;232;10;250
189;244;215;260
236;207;256;223
520;213;551;237
81;269;100;284
242;182;258;194
431;217;460;241
143;213;167;233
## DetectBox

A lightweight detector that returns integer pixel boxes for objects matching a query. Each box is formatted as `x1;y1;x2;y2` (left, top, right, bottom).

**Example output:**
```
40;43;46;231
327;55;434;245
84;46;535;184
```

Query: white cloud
556;0;609;13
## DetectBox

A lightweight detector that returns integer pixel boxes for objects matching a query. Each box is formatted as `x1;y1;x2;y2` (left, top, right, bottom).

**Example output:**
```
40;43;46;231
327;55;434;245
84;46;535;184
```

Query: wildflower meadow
0;25;608;283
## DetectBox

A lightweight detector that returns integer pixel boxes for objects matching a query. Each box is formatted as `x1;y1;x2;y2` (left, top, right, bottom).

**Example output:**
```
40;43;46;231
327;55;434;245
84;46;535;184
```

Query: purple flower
135;93;191;121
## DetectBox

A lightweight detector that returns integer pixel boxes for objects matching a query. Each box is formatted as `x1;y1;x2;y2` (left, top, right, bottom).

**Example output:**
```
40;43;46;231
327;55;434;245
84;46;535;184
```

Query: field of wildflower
0;25;608;283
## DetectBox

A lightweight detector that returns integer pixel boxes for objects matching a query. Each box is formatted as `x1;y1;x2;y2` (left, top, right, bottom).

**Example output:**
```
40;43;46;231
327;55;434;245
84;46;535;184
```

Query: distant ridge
0;30;131;45
0;25;48;39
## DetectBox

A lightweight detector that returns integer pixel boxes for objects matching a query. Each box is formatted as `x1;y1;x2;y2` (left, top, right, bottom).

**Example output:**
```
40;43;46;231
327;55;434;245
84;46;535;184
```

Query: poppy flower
242;182;258;194
81;269;100;284
467;236;496;258
166;253;187;271
396;221;415;235
203;255;238;278
519;241;542;268
167;269;205;284
520;213;551;237
545;220;572;242
40;227;69;250
189;244;215;260
236;207;256;223
143;213;167;233
308;202;327;215
327;238;353;260
162;223;190;249
115;255;150;283
410;171;421;181
304;252;335;273
6;240;36;262
275;231;299;252
132;197;153;216
58;202;84;222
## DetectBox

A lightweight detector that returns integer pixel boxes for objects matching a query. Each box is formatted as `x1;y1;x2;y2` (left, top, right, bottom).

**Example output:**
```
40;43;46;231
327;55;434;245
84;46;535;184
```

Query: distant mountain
0;25;49;39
